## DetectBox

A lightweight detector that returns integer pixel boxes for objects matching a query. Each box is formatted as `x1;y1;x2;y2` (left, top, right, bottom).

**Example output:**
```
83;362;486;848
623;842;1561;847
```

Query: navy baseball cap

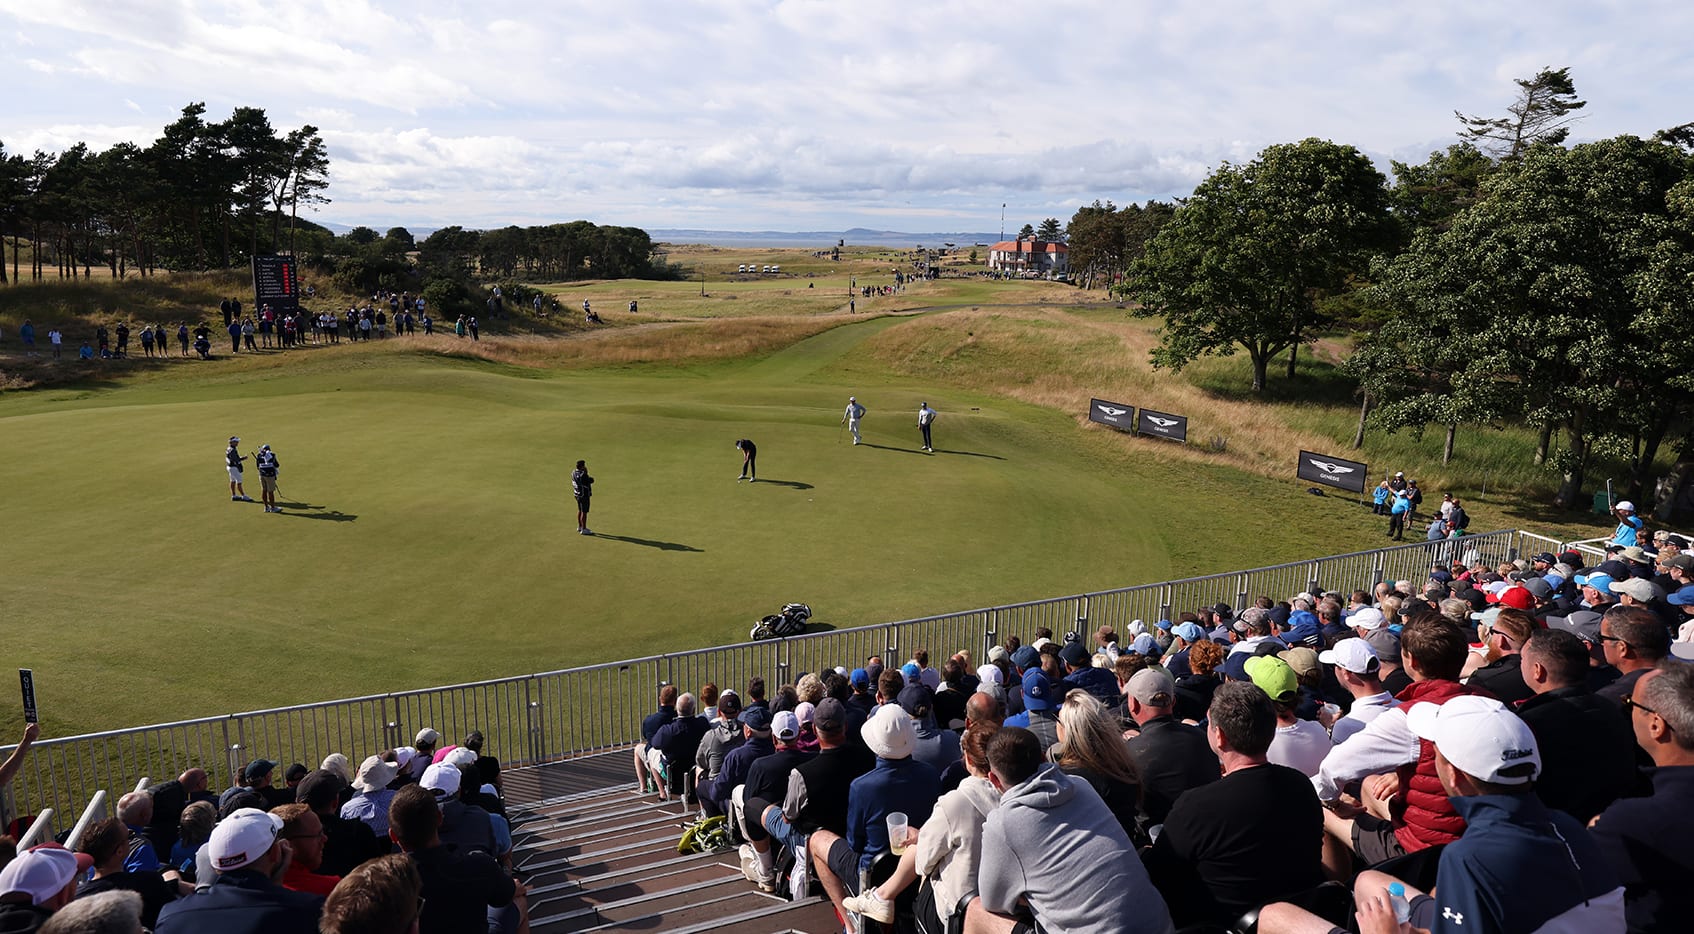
1021;670;1057;711
850;668;870;688
738;706;773;732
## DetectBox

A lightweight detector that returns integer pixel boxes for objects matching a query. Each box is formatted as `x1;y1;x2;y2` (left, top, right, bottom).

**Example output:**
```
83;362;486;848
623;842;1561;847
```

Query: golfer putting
735;439;757;481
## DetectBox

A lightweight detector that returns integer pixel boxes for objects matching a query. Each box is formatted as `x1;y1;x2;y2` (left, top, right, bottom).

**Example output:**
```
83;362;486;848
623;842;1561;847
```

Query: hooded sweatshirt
978;764;1174;934
915;776;1001;918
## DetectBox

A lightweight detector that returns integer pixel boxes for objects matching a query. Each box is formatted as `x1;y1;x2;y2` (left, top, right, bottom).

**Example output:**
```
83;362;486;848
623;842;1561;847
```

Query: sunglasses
1622;695;1673;731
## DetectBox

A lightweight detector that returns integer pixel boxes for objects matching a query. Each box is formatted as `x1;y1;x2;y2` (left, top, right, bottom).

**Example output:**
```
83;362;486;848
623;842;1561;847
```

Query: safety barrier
0;528;1579;823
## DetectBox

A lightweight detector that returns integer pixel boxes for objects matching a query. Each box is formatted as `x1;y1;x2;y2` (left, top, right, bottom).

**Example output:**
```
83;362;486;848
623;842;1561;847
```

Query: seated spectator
112;794;161;875
0;844;93;931
1317;638;1393;746
1517;628;1639;822
1164;620;1207;679
1174;639;1225;722
144;768;210;858
1051;691;1145;843
1597;605;1671;704
632;685;678;795
1276;646;1327;720
409;731;440;782
846;670;876;717
746;676;769;712
693;690;745;788
295;770;383;879
1124;669;1219;825
1337;696;1624;933
154;808;323;933
648;692;709;801
898;685;961;774
966;727;1173;934
74;817;178;928
1313;617;1482;875
168;802;215;880
932;659;970;730
320;855;421;934
1589;662;1694;933
1228;606;1285;656
1059;642;1119;706
341;757;400;839
221;760;290;811
1145;682;1325;927
269;804;339;898
761;698;873;859
1462;607;1535;705
1002;669;1060;750
807;704;940;931
844;722;1001;929
419;765;497;858
736;711;815;890
388;786;526;934
699;707;774;819
1366;628;1411;695
42;889;145;934
1246;656;1330;777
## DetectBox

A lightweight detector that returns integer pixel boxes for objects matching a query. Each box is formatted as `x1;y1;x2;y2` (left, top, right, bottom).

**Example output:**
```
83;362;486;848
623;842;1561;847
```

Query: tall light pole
1000;203;1006;241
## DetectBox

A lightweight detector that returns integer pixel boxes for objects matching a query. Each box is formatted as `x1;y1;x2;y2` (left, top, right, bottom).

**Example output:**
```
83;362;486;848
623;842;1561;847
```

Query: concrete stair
504;756;845;934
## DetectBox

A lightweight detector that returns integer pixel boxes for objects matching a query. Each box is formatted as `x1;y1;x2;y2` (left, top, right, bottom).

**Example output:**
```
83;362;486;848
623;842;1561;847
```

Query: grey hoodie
694;716;745;780
978;764;1173;934
916;775;1002;917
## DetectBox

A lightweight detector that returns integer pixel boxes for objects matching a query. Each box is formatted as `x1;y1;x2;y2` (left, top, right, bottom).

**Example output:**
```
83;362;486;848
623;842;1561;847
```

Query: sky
2;1;1690;234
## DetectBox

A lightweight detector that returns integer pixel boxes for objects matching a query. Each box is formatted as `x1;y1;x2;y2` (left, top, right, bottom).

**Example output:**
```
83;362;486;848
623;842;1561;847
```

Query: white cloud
2;0;1691;231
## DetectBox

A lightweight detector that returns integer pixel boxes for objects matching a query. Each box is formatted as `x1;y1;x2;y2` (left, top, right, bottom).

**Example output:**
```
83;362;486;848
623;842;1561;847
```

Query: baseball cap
1319;638;1380;675
900;662;922;685
1576;573;1616;593
1365;629;1402;663
1125;669;1175;707
987;645;1009;664
1011;646;1040;672
897;684;935;719
229;436;240;444
975;663;1004;686
738;706;773;734
1620;546;1654;564
1244;656;1298;702
1130;633;1162;658
414;728;441;747
1531;552;1558;565
208;808;284;871
1610;578;1663;602
1222;651;1255;683
1058;642;1090;667
1487;586;1534;610
1522;578;1555;600
443;746;477;769
1663;554;1694;573
0;844;94;906
1021;669;1057;711
861;704;916;759
243;759;277;783
1552;611;1604;642
1213;603;1235;621
295;769;344;809
813;697;847;733
1278;647;1320;680
1616;500;1635;512
794;701;815;726
1668;584;1694;607
1173;621;1206;644
1348;607;1386;632
1470;606;1503;627
420;762;462;800
772;710;801;742
850;668;870;689
1406;695;1541;785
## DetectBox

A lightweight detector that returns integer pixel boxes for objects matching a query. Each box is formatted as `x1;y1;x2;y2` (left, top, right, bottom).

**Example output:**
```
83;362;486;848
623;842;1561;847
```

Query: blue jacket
845;756;940;873
1064;666;1120;706
640;706;676;743
1427;793;1623;934
154;868;322;934
701;735;773;812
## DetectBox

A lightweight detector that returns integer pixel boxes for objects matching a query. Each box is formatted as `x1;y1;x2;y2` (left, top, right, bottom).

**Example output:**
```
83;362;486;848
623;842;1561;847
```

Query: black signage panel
252;255;300;314
20;669;37;724
1297;450;1369;494
1137;408;1188;443
1088;398;1135;431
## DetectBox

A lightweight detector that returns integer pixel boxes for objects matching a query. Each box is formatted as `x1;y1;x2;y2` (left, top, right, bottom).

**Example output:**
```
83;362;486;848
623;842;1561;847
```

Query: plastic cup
885;812;909;854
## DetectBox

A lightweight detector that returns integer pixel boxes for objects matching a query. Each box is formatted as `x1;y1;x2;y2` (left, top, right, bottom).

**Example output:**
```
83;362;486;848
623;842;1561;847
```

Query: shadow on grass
935;448;1006;461
750;478;814;490
274;501;358;522
859;443;928;456
595;533;704;553
1189;352;1360;407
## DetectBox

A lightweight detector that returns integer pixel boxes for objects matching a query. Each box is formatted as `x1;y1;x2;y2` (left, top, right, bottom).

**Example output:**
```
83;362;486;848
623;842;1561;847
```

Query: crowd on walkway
630;528;1694;934
0;728;527;934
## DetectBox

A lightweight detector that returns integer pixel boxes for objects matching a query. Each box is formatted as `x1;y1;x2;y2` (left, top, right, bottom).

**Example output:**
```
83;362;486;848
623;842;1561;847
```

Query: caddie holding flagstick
256;444;282;513
226;436;253;502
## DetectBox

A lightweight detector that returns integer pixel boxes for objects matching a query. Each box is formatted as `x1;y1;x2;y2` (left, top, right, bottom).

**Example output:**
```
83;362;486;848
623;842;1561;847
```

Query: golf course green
2;311;1395;738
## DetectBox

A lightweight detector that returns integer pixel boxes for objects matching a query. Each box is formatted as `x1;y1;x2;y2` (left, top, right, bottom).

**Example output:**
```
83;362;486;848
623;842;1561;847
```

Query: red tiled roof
989;240;1068;253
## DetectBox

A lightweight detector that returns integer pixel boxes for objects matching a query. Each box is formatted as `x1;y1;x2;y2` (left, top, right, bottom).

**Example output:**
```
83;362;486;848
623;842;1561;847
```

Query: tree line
0;103;329;281
1074;68;1694;514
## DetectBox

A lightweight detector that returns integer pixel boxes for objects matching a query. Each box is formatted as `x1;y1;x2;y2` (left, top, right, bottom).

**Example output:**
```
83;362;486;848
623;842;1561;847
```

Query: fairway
3;313;1396;738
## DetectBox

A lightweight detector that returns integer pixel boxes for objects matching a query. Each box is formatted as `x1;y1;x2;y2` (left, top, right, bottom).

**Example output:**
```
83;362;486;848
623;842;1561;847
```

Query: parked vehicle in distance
737;264;747;273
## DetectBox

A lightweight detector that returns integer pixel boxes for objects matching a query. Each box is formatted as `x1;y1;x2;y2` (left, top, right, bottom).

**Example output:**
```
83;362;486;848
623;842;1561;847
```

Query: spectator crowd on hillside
0;728;524;934
627;530;1694;934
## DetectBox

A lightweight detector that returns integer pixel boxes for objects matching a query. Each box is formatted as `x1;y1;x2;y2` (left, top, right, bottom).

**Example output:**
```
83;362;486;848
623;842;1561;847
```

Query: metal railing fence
0;528;1576;822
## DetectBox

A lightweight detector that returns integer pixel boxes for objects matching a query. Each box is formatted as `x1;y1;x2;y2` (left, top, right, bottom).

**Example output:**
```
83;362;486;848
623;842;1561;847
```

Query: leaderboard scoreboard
252;255;300;314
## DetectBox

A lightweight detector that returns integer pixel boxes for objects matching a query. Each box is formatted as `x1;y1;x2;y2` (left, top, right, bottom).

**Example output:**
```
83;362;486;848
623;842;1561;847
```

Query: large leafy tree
1120;138;1392;392
1456;66;1586;159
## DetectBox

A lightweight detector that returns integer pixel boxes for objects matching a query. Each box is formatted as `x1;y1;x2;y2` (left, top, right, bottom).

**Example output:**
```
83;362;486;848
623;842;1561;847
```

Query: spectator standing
1612;501;1645;547
153;808;323;934
225;437;252;503
571;460;593;536
916;402;937;452
968;727;1173;934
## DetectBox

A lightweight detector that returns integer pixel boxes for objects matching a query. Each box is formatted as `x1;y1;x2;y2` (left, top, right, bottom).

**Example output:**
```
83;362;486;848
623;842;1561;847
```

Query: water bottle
1388;882;1411;924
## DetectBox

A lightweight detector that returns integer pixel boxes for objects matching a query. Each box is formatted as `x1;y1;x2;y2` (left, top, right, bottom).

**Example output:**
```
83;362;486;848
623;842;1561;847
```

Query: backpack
677;814;732;854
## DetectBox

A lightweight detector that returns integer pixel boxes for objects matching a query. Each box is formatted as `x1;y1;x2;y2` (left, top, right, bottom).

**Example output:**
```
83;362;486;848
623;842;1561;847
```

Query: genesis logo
1095;404;1128;417
1307;459;1356;476
1146;416;1178;428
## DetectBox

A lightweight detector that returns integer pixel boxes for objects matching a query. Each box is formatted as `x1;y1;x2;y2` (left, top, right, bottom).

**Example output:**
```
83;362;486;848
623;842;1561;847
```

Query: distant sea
649;228;1002;249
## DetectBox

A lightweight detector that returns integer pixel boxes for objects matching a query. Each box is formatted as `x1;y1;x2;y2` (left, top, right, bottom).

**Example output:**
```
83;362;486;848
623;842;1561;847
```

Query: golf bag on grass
750;603;812;641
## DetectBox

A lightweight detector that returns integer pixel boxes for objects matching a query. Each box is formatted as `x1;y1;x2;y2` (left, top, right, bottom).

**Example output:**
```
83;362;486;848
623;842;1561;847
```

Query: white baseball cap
414;728;441;747
772;710;801;742
1318;638;1380;675
420;762;462;800
1406;695;1541;785
1616;501;1635;512
1348;607;1386;632
208;808;284;871
0;845;93;906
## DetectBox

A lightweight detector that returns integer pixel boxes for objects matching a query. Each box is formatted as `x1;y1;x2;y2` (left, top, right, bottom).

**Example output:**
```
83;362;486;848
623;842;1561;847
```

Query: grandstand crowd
2;532;1692;934
633;533;1694;934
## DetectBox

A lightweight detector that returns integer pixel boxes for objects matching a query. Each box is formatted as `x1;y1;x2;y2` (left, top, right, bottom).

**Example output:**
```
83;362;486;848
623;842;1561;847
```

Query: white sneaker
582;528;594;536
844;888;894;924
738;845;760;883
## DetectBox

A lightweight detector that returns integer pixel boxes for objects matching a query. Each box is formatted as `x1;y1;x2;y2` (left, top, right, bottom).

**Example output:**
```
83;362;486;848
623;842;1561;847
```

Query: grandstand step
538;886;797;934
705;897;843;934
524;848;731;896
502;752;636;803
534;874;751;932
513;808;689;856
